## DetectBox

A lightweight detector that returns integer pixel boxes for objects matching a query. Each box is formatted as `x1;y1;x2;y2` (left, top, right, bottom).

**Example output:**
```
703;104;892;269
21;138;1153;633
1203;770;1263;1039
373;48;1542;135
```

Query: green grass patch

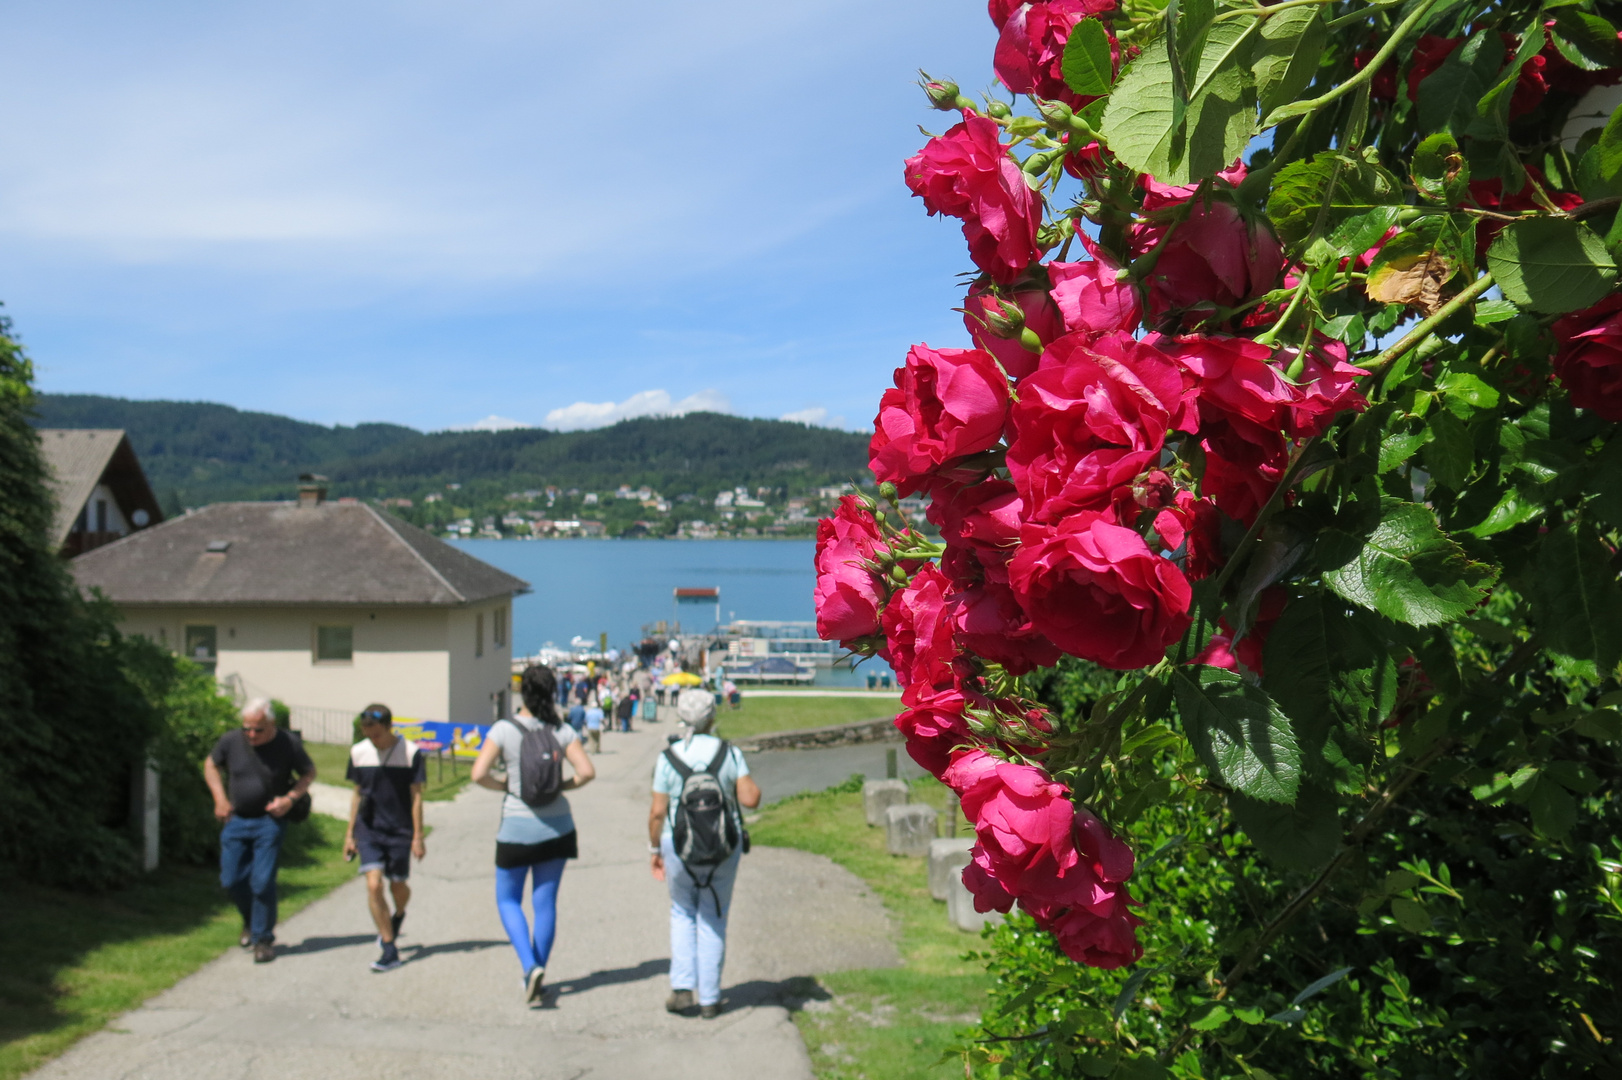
0;814;355;1080
751;776;988;1079
302;740;470;802
715;695;902;742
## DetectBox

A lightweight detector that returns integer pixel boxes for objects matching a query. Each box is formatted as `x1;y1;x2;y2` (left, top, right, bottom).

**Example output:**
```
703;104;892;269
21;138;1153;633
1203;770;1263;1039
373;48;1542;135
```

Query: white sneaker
525;966;545;1006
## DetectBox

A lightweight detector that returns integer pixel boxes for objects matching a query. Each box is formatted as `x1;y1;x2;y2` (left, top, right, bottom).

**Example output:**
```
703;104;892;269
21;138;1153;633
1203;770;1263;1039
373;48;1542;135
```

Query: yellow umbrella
660;671;703;686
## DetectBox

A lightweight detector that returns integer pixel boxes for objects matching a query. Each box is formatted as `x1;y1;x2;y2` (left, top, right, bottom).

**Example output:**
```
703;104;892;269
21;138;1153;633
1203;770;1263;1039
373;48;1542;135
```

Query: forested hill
31;393;872;510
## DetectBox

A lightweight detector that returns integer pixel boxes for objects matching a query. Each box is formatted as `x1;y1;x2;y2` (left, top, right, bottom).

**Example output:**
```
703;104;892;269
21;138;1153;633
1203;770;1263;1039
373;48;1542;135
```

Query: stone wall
734;716;901;752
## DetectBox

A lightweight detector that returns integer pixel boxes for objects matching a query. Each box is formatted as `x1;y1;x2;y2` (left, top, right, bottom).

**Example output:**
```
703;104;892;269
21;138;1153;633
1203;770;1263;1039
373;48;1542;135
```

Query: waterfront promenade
30;725;897;1080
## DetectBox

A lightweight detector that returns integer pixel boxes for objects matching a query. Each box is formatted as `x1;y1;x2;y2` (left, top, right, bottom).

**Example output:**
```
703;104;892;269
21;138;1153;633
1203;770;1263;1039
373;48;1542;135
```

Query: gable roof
70;501;530;606
37;429;163;548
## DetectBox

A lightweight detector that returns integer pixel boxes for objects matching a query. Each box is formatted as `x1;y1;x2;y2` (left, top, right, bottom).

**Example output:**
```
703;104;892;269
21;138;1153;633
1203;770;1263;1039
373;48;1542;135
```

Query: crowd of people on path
202;663;758;1016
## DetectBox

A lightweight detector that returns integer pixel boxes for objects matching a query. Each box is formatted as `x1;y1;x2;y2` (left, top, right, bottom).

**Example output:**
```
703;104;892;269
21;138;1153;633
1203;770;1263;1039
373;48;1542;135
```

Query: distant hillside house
71;479;530;731
38;429;164;557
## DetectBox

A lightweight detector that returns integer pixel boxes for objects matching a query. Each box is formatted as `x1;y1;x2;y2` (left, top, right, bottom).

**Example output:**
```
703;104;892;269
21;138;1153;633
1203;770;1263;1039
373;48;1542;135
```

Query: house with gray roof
71;477;530;736
38;428;164;556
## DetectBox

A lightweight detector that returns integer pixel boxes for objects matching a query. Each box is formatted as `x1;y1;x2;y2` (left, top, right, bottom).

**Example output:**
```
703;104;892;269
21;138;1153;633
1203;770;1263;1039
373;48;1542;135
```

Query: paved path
33;724;897;1080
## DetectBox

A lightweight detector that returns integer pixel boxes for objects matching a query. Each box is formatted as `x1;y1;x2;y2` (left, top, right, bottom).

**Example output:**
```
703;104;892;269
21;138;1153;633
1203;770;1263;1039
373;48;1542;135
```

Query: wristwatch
648;844;661;854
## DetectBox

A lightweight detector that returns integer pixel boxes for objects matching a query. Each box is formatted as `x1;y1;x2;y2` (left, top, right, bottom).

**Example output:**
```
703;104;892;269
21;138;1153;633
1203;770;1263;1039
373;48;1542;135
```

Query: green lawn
751;776;989;1080
0;814;354;1080
715;695;902;742
302;740;470;802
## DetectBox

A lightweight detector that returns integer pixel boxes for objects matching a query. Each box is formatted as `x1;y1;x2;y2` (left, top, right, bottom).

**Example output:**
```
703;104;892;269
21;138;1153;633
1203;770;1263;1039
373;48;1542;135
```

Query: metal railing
287;705;359;745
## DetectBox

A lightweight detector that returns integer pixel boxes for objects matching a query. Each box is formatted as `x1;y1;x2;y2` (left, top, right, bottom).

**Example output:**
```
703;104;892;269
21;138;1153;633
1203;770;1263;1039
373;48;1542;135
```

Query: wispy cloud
448;414;530;432
543;389;731;432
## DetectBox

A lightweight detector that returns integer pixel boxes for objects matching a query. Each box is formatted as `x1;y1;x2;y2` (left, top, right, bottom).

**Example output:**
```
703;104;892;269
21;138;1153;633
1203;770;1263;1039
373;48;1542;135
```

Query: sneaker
253;942;276;964
239;927;252;949
665;989;695;1014
371;942;403;973
525;966;546;1006
700;1003;721;1020
391;910;406;940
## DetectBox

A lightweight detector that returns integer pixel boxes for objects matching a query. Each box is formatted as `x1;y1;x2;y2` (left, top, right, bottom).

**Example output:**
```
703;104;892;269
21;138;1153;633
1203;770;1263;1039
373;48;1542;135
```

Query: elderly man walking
648;688;760;1019
203;698;316;963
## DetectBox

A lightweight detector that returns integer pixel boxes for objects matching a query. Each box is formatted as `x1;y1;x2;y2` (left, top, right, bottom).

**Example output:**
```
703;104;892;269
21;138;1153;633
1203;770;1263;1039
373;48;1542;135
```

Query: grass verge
0;814;354;1080
715;695;902;742
302;741;470;802
750;775;989;1079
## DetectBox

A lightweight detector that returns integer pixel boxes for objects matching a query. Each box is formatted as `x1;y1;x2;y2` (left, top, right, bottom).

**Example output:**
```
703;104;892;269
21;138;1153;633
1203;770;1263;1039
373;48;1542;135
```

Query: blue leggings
495;859;566;976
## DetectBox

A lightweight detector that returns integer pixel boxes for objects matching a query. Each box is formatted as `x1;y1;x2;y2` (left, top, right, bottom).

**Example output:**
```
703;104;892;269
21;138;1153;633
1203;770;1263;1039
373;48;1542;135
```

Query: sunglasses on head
364;710;388;723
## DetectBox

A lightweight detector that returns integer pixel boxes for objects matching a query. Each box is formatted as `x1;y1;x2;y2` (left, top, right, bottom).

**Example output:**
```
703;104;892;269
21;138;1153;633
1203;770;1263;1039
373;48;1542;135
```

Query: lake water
448;538;893;686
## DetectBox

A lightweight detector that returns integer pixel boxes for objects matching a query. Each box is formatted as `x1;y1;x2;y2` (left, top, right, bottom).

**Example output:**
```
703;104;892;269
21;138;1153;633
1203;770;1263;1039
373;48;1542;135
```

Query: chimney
297;474;329;507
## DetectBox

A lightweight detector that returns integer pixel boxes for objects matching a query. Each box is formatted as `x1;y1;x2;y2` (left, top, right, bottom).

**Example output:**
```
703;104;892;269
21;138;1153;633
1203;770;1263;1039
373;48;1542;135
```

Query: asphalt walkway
32;723;897;1080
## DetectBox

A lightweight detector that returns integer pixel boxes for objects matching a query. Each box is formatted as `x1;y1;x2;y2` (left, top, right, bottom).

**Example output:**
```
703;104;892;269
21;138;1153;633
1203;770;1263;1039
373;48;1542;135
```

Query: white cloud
449;414;530;432
780;407;827;425
543;389;731;432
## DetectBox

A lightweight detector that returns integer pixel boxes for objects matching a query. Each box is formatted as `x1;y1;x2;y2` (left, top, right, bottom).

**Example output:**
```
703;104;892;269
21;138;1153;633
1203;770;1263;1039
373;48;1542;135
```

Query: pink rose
1047;252;1142;336
927;478;1024;585
880;564;957;692
1153;333;1292;466
962;279;1063;381
1009;512;1193;670
895;682;970;777
1133;198;1282;320
950;579;1062;675
904;115;1044;283
870;344;1011;496
1027;894;1144;968
1283;336;1368;437
1553;294;1622;421
963;854;1017;914
1201;449;1284;526
1153;490;1224;579
993;3;1117;107
813;496;888;646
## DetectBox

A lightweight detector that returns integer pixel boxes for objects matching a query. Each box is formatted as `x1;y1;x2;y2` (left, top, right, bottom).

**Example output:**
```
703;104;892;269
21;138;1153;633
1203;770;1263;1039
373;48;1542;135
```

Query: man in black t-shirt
343;704;426;973
204;698;316;963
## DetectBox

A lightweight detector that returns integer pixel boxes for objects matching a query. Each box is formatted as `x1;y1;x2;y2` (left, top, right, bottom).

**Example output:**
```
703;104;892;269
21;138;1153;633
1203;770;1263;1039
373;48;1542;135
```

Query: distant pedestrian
471;665;595;1006
557;672;573;705
649;689;761;1019
723;679;740;710
203;698;316;964
567;700;586;735
584;702;605;752
615;693;635;733
342;704;426;973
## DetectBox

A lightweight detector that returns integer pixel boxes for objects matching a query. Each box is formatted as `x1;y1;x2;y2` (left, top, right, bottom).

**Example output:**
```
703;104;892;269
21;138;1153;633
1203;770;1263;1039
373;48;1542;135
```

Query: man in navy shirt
343;704;426;972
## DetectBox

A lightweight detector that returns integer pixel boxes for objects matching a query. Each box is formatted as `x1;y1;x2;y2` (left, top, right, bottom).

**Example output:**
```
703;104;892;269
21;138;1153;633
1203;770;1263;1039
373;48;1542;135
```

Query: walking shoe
391;910;406;940
665;989;695;1014
253;942;276;963
371;941;403;973
525;966;546;1006
239;927;252;949
700;1003;721;1020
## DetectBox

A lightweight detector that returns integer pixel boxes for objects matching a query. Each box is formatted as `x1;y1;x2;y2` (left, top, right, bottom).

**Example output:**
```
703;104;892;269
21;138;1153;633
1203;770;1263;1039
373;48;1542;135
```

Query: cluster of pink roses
816;0;1376;968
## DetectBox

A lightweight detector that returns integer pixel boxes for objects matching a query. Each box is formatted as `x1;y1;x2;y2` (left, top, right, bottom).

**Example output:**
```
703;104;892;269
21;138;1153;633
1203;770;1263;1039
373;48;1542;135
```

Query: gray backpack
664;740;739;868
517;717;566;808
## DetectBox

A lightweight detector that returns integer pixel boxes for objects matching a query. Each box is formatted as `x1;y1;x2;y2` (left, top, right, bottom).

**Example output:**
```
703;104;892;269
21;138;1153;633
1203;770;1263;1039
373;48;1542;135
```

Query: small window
96;499;108;533
475;613;485;658
184;625;217;671
315;625;353;663
493;606;507;648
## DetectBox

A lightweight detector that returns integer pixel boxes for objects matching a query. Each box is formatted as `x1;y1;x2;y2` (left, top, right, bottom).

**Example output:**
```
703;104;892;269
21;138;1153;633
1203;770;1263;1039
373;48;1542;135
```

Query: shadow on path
404;939;509;963
551;959;668;996
280;935;375;956
724;976;833;1013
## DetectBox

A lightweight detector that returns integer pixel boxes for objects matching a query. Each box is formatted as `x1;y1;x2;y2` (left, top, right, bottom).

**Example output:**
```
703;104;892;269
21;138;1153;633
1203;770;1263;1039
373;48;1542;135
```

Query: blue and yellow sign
390;719;490;759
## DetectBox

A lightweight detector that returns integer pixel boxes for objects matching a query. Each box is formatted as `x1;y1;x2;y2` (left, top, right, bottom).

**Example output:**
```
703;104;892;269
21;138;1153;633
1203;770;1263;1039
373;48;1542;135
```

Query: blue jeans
495;859;567;976
220;815;288;943
663;836;741;1006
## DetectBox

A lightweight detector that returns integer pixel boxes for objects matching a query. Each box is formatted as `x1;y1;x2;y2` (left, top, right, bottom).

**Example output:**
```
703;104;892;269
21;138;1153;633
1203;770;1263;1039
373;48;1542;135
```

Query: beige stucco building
71;481;529;736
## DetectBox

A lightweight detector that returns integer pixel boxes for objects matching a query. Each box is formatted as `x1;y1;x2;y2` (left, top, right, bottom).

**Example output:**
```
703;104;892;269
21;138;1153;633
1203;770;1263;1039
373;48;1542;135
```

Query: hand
266;795;291;818
412;836;426;860
343;834;357;860
650;853;665;882
214;798;232;823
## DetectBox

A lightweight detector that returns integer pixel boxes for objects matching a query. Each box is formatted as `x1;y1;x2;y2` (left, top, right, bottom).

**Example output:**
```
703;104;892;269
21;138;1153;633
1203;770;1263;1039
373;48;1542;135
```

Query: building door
184;625;217;673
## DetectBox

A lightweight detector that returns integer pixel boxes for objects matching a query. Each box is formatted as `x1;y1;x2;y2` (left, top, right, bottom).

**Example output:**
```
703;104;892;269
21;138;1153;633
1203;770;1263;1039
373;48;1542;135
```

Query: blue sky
0;1;999;433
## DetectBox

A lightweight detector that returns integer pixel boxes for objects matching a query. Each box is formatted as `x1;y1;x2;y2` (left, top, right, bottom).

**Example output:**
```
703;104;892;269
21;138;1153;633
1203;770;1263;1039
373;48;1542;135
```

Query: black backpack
517;717;566;808
664;739;740;869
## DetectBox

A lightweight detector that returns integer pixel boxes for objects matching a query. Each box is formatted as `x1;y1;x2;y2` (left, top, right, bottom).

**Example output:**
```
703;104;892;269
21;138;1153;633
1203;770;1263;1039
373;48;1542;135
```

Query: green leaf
1365;214;1474;312
1529;776;1578;838
1545;760;1602;794
1268;151;1402;252
1262;592;1333;728
1411;133;1469;204
1115;1054;1172;1080
1292;966;1354;1004
1573;708;1622;742
1379;428;1428;472
1480;17;1548;120
1416;30;1504;135
1062;17;1115;97
1486;218;1618;314
1423;409;1472;490
1552;9;1622;71
1175;666;1301;803
1533;522;1622;673
1596;103;1622;185
1230;784;1342;871
1111;965;1163;1020
1233;1006;1267;1025
1251;7;1325;115
1434;369;1500;417
1102;22;1259;185
1474;297;1519;325
1391;897;1433;933
1188;1002;1232;1030
1465;487;1544;537
1323;498;1497;626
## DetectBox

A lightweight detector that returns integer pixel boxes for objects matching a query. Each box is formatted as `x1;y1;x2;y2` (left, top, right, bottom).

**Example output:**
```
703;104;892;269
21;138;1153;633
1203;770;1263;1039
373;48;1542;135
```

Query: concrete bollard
928;837;975;901
885;803;939;856
863;779;910;826
946;867;1006;932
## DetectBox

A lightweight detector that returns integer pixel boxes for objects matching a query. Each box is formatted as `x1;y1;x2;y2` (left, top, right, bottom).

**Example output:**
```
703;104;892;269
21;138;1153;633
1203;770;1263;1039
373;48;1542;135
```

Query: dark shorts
356;830;412;881
495;830;578;869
